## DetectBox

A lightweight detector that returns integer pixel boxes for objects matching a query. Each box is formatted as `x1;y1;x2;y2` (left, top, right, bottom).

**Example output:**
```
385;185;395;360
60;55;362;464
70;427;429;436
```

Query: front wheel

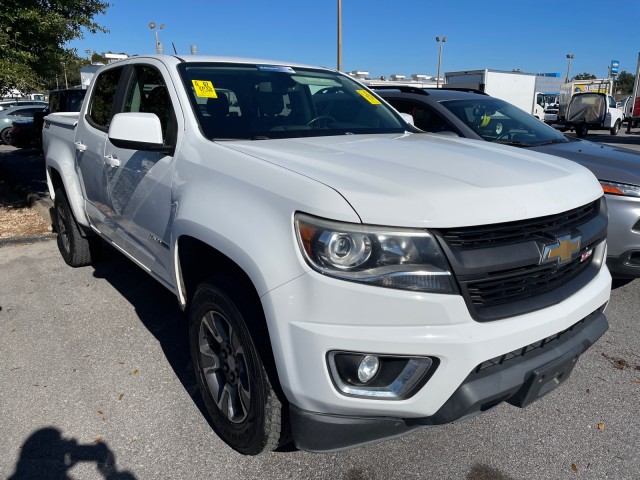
53;188;93;267
189;277;289;455
610;120;621;135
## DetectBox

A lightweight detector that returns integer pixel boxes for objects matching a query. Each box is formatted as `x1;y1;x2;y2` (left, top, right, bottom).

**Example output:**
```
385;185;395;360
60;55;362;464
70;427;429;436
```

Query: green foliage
573;72;597;80
616;71;636;94
0;0;110;96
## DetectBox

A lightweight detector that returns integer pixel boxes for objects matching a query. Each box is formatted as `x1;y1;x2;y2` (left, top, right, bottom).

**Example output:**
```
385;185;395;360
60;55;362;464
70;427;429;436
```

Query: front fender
170;140;360;299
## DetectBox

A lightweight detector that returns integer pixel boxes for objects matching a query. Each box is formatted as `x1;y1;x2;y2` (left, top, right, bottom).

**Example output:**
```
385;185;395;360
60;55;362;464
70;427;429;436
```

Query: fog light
328;351;438;399
358;355;380;383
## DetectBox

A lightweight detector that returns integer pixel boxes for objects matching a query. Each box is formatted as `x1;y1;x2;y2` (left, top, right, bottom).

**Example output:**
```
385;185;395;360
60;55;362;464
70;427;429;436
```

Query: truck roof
111;54;332;72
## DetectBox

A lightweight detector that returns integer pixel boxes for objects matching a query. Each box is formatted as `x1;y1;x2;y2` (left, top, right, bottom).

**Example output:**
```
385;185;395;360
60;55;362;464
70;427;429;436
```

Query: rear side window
88;67;124;129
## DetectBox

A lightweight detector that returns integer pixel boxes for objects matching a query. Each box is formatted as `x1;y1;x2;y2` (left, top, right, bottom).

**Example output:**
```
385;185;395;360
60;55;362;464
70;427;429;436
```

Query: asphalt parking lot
1;131;640;479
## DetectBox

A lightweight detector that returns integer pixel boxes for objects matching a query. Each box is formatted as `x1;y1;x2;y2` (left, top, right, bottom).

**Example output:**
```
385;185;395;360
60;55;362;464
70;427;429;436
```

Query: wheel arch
178;235;287;398
46;161;91;229
176;234;265;312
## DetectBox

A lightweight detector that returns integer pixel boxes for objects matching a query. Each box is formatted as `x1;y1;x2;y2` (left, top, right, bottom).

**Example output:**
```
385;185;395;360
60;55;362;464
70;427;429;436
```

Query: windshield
178;63;406;140
440;97;567;146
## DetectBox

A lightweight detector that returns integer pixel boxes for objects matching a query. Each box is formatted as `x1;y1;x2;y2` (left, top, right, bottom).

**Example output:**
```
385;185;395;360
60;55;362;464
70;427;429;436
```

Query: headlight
600;180;640;197
295;213;454;293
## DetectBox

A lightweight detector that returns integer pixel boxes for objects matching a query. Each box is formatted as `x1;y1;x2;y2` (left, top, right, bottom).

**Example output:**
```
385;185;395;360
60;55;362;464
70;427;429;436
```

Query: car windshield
440;97;567;146
178;63;406;140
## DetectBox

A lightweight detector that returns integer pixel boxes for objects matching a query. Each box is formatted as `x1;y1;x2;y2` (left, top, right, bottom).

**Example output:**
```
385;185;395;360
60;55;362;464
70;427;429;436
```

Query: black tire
53;188;93;267
0;127;11;145
189;276;288;455
575;124;588;138
610;120;621;136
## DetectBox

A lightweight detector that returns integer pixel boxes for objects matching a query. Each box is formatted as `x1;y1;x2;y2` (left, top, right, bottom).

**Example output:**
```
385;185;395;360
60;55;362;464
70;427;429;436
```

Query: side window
608;96;617;108
88;67;124;129
389;99;454;133
123;65;176;146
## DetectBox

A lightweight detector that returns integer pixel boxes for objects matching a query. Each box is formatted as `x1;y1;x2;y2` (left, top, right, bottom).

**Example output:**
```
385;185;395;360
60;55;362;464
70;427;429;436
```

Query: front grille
439;200;600;249
463;246;594;311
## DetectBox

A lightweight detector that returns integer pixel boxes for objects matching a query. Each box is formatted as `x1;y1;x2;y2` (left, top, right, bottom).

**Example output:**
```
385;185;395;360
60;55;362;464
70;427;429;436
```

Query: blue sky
69;1;640;80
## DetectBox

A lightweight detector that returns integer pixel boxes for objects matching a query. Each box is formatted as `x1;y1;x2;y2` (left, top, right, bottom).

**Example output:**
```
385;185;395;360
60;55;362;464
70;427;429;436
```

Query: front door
102;63;178;286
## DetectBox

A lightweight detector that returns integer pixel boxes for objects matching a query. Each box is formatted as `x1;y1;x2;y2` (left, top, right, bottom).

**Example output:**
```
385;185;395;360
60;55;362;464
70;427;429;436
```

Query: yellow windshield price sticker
356;89;381;105
192;80;218;98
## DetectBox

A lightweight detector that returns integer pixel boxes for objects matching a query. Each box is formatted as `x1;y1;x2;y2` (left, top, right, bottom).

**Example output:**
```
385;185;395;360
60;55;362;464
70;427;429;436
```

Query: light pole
149;21;165;54
435;36;447;88
337;0;342;71
565;54;574;82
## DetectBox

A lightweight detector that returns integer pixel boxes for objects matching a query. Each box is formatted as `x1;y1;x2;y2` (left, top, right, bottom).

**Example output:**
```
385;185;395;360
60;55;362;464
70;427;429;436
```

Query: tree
573;73;597;81
0;1;110;96
616;71;636;94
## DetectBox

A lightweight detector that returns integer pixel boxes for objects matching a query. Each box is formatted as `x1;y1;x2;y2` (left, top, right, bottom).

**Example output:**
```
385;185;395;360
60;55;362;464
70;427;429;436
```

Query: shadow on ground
9;427;136;479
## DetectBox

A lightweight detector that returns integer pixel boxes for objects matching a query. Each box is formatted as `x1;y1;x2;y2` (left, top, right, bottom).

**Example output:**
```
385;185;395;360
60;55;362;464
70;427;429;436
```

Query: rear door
75;65;126;240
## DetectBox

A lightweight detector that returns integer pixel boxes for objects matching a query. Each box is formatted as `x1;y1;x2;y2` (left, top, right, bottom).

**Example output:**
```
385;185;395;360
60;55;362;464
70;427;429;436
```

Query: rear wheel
575;124;588;138
54;188;93;267
189;276;289;455
610;120;621;135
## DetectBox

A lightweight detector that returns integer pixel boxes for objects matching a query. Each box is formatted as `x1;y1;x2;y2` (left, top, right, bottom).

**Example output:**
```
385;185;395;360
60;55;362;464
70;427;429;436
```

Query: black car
32;88;88;150
8;120;37;148
375;86;640;280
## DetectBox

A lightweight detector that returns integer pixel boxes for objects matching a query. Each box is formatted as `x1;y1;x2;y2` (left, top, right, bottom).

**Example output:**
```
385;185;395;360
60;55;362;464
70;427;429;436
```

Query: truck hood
531;138;640;187
224;133;602;228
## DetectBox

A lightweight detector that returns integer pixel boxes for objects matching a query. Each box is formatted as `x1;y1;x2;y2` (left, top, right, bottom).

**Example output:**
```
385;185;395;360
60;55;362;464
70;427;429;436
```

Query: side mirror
399;112;414;126
108;112;170;153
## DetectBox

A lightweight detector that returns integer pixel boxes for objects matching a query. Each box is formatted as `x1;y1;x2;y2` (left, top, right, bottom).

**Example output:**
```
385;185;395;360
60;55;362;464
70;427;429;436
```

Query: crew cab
42;55;611;455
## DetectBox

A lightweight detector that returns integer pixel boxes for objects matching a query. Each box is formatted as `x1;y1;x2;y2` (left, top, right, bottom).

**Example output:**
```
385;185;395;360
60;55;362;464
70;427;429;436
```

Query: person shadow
9;427;136;479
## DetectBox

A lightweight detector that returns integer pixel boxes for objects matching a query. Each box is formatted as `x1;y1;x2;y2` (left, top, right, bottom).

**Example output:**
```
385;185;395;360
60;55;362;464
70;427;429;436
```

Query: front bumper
605;194;640;278
262;260;611;450
289;307;608;452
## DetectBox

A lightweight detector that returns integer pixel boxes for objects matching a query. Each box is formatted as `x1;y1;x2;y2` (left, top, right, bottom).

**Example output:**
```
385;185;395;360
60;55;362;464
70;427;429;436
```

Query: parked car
617;96;637;126
0;105;48;144
7;120;37;148
375;86;640;279
32;88;88;150
0;99;48;111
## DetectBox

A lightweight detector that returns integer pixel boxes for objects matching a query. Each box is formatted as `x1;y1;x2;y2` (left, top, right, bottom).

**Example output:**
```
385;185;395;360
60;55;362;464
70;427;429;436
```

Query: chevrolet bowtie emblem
542;235;582;265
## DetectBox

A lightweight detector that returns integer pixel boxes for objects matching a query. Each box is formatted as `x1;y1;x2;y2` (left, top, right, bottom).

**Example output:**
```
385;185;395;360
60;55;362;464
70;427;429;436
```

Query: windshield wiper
494;139;532;147
535;139;568;146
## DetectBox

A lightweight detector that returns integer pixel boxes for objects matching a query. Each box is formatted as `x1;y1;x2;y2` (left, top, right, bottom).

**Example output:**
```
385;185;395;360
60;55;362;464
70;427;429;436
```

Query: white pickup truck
43;54;611;455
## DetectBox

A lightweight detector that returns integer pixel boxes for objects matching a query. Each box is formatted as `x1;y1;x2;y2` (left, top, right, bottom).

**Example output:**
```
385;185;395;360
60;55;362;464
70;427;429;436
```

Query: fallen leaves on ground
602;353;640;371
0;180;51;238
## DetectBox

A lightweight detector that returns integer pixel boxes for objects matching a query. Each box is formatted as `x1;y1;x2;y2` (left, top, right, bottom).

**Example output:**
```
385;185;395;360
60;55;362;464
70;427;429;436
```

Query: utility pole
337;0;342;71
565;54;574;82
436;36;447;88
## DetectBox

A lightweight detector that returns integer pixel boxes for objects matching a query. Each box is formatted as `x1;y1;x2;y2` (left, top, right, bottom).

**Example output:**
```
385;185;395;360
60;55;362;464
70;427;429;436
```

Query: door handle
74;142;87;152
104;154;121;167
